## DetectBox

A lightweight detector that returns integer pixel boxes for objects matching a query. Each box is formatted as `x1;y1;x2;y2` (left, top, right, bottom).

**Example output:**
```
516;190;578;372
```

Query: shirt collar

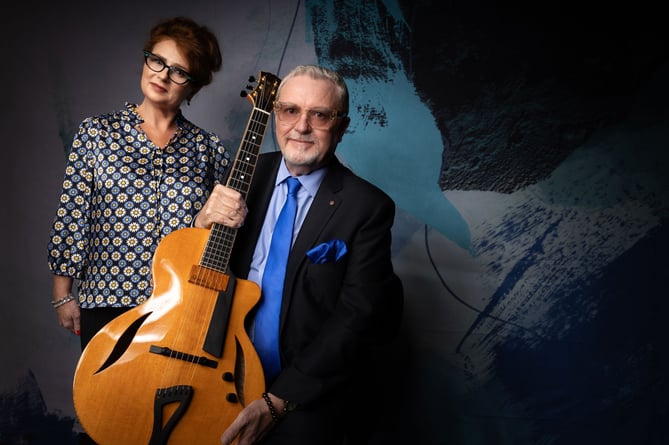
124;102;188;130
276;157;327;198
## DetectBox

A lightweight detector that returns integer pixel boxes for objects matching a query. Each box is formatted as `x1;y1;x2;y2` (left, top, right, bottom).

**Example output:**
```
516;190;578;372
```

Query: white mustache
288;137;315;143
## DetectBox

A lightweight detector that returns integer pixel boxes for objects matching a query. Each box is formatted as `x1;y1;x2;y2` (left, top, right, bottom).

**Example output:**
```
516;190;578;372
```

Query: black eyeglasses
143;51;194;85
274;101;347;130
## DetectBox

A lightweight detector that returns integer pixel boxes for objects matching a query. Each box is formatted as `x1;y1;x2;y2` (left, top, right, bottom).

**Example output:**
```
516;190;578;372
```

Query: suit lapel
232;152;347;326
281;158;345;312
289;158;344;269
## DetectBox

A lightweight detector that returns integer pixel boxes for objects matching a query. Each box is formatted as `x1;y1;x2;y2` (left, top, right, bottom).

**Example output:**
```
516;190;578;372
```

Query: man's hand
220;393;284;445
195;185;247;229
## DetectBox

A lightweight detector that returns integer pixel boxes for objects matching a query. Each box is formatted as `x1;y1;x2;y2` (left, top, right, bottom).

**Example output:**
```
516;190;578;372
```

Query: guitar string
182;106;268;385
157;85;275;393
173;117;258;387
156;116;251;391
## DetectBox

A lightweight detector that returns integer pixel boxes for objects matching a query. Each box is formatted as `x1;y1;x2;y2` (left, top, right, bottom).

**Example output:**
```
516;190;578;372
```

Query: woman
47;16;247;349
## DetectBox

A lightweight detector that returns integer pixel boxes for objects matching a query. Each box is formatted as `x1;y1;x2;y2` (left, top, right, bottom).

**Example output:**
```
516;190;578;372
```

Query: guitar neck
199;71;280;274
226;107;272;198
200;107;272;273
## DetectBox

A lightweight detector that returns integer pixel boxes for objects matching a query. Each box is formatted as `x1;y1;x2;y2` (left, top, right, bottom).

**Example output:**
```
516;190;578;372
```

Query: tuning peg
240;90;248;97
248;75;256;83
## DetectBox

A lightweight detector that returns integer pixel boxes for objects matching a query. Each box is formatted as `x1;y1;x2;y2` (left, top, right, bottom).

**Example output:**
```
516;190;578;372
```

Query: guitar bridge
149;345;218;369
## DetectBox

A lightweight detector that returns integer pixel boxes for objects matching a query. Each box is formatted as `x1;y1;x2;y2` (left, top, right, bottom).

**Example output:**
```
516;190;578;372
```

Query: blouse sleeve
209;131;231;188
47;120;95;278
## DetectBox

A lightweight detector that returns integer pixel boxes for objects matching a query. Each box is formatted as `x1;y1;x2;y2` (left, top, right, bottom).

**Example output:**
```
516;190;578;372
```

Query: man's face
274;75;349;176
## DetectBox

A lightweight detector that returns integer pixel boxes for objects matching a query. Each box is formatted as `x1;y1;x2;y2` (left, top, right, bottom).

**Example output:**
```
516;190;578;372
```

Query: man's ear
337;116;351;142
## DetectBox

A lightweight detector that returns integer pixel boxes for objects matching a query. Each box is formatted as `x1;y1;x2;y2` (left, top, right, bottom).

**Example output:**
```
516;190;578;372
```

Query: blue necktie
255;177;301;383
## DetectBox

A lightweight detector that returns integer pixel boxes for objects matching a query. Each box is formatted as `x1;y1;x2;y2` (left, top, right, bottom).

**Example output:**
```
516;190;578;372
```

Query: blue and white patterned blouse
47;103;230;308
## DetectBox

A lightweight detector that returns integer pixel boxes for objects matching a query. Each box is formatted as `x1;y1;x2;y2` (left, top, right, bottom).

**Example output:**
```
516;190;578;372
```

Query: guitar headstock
241;71;281;113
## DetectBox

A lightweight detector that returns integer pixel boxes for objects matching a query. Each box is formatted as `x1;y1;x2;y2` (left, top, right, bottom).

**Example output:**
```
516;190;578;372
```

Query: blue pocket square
306;240;348;264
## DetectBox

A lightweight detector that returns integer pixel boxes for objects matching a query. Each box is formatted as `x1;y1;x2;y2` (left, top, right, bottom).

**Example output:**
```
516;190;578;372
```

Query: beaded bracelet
51;293;76;309
262;392;279;425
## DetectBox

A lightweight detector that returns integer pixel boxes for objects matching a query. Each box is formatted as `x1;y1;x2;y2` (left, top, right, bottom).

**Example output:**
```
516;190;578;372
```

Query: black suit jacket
230;151;403;411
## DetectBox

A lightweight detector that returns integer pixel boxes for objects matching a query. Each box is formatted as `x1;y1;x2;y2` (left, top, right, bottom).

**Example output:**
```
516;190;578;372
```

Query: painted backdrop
2;1;667;444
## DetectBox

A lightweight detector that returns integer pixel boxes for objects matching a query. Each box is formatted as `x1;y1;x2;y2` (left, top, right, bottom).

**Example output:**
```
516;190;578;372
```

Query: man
218;65;403;445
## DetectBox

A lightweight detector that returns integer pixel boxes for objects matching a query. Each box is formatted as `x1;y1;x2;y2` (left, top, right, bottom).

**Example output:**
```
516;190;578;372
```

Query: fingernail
76;330;81;336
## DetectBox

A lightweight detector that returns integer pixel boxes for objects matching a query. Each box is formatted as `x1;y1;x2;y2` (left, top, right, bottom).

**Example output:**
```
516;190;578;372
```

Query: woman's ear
186;85;201;104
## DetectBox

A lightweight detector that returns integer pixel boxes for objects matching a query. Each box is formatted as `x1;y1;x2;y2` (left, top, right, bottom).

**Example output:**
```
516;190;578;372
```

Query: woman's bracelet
51;293;76;309
262;392;279;425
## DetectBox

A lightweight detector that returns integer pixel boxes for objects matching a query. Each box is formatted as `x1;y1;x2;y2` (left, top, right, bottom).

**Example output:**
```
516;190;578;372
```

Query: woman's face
140;39;193;110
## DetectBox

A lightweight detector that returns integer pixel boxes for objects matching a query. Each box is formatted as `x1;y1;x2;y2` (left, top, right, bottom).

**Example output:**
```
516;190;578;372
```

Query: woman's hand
52;274;80;335
56;300;81;335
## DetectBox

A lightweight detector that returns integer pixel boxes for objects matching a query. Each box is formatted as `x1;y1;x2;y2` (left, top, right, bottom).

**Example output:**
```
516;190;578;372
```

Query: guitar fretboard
201;107;272;273
227;108;270;198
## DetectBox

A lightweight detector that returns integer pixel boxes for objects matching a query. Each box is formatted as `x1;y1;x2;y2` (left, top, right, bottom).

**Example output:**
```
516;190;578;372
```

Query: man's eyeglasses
274;101;347;130
143;51;194;85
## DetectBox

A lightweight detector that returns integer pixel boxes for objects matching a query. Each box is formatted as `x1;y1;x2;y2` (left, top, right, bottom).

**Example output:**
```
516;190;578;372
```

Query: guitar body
73;227;265;445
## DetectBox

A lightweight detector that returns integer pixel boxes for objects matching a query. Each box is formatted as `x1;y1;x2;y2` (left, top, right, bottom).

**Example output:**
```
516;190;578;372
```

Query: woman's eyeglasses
143;51;194;85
